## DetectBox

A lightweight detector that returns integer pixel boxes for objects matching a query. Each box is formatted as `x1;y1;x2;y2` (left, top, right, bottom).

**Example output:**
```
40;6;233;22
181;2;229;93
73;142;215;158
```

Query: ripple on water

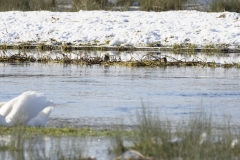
0;51;240;125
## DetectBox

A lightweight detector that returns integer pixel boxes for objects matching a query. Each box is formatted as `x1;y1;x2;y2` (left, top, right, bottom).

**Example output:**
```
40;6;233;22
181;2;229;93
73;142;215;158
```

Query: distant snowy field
0;10;239;49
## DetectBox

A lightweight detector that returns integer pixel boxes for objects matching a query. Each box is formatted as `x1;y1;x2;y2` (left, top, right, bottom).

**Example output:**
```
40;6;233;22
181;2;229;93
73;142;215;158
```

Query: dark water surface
1;54;240;127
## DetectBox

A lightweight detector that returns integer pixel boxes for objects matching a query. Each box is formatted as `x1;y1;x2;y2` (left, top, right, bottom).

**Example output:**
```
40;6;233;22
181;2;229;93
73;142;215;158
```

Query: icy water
1;50;240;159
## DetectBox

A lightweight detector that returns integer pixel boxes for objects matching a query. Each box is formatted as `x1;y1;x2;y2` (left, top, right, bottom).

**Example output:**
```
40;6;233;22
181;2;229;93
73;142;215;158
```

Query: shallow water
1;51;240;126
1;51;240;159
0;135;113;160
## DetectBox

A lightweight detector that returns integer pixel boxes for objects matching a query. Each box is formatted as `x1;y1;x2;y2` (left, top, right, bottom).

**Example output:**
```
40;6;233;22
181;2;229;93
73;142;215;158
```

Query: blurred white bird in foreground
0;91;53;127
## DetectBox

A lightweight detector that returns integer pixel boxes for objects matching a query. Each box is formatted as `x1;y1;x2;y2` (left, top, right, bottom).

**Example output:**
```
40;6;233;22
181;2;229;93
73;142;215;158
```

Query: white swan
0;91;53;127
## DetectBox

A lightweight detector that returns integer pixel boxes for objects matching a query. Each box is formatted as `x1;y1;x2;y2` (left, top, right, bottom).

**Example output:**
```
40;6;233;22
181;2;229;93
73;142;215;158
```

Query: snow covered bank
0;10;240;50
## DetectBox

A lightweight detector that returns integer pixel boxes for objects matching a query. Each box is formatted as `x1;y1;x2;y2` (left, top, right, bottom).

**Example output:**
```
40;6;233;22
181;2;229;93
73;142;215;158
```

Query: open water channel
0;50;240;159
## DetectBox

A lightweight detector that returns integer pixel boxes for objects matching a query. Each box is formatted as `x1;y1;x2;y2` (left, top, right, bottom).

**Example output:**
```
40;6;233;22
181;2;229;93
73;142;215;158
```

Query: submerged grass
0;107;240;159
110;107;240;159
0;125;85;160
0;126;131;159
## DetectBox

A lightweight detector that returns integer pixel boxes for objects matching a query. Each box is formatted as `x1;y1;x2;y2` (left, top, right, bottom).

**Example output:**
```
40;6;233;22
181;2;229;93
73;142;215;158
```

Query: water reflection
0;50;240;127
1;49;240;64
0;134;112;160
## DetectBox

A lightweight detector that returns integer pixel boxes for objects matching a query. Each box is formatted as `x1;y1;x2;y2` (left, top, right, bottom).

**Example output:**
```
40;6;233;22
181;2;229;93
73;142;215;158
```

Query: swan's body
0;91;53;127
0;102;6;108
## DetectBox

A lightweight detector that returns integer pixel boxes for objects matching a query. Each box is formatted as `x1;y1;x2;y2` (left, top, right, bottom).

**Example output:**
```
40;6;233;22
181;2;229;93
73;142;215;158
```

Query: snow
0;10;239;49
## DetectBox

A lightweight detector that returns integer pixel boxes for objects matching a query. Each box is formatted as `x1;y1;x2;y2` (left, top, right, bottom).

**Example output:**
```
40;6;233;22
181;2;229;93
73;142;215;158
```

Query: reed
209;0;240;12
1;49;240;68
139;0;187;12
0;107;240;159
0;125;84;160
0;0;56;11
111;106;240;159
71;0;109;11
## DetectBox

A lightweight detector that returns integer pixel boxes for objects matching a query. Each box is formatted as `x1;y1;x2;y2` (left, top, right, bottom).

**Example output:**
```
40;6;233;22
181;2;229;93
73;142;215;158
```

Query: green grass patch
0;126;133;137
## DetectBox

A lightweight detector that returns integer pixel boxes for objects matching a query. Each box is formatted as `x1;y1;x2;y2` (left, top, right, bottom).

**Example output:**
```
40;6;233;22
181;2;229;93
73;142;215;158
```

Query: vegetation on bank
0;107;239;159
0;125;85;160
0;48;240;68
72;0;109;11
139;0;187;12
0;126;133;137
1;42;239;53
0;0;56;11
0;0;239;12
111;107;240;159
72;0;187;12
210;0;240;12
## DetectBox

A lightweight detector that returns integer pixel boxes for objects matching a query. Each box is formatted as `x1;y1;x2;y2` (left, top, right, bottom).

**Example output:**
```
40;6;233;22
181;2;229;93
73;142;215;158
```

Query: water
1;51;240;126
0;135;113;160
1;51;240;159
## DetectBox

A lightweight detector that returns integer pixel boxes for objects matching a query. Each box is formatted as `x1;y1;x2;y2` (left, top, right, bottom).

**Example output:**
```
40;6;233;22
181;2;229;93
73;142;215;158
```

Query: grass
0;41;238;53
0;0;56;11
72;0;109;11
172;43;197;53
4;41;233;54
0;44;7;51
0;125;85;160
0;126;133;137
0;126;132;159
71;0;240;12
209;0;240;12
0;0;239;12
1;49;240;68
0;106;240;159
37;43;53;51
110;107;240;159
61;44;73;52
147;42;162;47
202;44;221;53
139;0;187;12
